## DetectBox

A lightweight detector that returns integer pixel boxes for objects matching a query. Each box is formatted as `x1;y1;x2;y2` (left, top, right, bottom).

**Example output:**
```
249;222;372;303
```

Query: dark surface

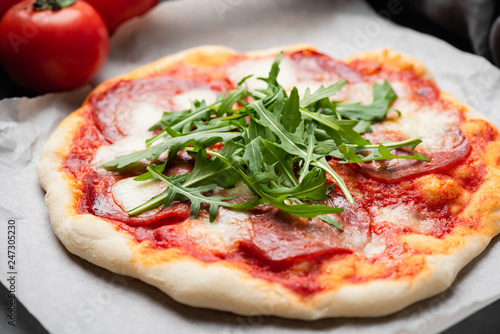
366;0;474;54
0;65;31;100
0;283;48;334
443;298;500;334
367;0;500;66
1;0;500;333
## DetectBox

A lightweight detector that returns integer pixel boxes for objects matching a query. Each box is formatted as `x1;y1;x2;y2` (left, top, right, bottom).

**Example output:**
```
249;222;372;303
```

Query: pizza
38;45;500;319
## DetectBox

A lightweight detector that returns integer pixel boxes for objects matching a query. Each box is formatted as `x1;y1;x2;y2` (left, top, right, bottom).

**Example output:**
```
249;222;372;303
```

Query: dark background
1;0;500;333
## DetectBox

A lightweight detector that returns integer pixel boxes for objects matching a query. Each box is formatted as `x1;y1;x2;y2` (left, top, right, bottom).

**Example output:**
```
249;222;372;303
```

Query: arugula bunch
102;53;428;229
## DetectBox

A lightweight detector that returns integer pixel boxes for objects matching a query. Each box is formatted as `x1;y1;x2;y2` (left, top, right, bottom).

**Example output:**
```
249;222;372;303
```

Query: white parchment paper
1;0;500;333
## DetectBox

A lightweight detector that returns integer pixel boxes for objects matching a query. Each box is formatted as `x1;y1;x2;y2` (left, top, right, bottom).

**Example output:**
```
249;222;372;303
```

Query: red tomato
83;0;158;34
0;1;20;20
0;0;109;93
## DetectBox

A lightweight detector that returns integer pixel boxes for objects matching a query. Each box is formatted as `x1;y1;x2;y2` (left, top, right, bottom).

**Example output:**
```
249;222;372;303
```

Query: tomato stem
32;0;76;11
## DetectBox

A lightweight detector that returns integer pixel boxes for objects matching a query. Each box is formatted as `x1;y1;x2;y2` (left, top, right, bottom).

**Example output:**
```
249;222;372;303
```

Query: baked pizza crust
38;45;500;319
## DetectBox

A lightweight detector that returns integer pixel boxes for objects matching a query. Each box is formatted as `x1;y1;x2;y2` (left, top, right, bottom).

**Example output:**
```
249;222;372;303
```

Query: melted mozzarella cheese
112;177;165;212
371;205;436;234
226;57;298;91
112;102;165;137
338;81;376;104
181;182;255;252
127;102;164;136
372;106;460;151
93;136;148;167
172;89;218;111
363;235;387;257
186;208;252;252
93;102;165;167
388;81;408;99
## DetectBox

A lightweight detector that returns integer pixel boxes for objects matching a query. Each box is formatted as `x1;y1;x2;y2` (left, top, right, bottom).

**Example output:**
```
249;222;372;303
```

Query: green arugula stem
300;108;341;130
127;192;168;216
312;159;354;203
344;138;425;151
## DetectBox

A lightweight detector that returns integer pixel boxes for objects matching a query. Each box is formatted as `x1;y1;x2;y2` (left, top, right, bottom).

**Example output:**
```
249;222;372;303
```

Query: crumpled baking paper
1;0;500;333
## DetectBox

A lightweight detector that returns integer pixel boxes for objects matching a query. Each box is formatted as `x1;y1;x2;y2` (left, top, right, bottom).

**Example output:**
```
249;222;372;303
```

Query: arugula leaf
242;137;265;175
184;148;239;189
258;51;284;90
269;198;343;218
300;81;347;108
147;164;235;223
127;173;186;216
301;110;370;146
337;81;396;121
318;215;344;231
282;87;301;132
191;118;239;133
197;149;314;224
298;122;318;183
260;139;297;187
147;85;250;144
101;132;239;169
244;118;268;142
203;148;264;197
353;119;372;133
217;85;248;116
128;144;241;217
312;157;354;204
262;167;327;200
250;98;306;158
374;80;397;103
149;100;210;133
330;139;431;163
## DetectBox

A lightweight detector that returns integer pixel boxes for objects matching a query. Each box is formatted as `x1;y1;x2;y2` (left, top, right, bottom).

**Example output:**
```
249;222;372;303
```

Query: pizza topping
93;136;155;168
92;81;220;168
112;177;166;213
371;106;462;152
237;198;377;276
92;98;169;168
239;214;353;267
185;207;253;252
101;53;429;229
211;180;258;204
358;125;470;182
81;171;190;227
90;77;218;142
372;204;443;234
289;50;363;83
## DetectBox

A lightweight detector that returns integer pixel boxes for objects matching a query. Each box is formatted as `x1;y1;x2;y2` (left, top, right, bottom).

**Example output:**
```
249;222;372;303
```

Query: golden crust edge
37;45;500;319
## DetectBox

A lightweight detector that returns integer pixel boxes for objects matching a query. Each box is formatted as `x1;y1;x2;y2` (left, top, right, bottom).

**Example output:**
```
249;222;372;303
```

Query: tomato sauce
62;51;494;296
